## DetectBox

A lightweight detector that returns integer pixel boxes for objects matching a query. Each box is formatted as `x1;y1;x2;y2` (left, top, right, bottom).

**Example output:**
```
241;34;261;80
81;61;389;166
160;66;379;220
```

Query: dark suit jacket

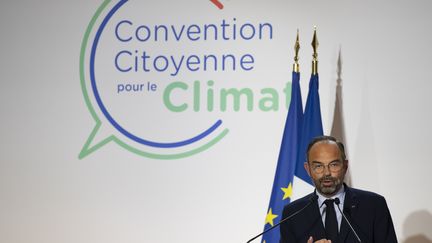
279;185;397;243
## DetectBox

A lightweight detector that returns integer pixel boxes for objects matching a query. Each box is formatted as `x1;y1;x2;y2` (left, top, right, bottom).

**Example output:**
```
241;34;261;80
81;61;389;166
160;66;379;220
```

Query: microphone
246;194;318;243
334;198;362;242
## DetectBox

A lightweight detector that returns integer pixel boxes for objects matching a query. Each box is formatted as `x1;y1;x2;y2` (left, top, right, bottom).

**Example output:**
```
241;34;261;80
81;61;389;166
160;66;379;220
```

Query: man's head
304;135;348;197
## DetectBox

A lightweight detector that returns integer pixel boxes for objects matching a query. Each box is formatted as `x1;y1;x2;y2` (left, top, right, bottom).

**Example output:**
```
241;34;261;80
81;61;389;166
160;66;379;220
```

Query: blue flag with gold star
262;71;303;243
295;73;323;185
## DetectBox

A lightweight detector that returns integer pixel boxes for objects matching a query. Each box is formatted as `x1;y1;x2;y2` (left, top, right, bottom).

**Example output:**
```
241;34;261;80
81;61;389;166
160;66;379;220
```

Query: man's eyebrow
311;161;323;164
311;159;340;164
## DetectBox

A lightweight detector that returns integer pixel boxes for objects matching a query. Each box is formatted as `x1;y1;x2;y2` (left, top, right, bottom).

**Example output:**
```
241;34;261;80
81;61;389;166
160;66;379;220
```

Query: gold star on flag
281;182;293;200
265;208;278;226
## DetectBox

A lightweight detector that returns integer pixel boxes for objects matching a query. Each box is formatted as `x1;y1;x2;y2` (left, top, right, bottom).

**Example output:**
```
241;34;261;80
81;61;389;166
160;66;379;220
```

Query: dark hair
306;135;346;162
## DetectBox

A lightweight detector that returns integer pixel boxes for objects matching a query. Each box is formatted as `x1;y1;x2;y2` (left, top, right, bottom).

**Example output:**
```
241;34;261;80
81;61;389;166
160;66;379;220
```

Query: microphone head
334;197;340;205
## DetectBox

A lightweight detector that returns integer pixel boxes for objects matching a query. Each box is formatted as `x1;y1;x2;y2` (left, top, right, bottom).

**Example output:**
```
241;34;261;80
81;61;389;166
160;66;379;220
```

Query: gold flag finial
311;26;319;75
293;29;300;73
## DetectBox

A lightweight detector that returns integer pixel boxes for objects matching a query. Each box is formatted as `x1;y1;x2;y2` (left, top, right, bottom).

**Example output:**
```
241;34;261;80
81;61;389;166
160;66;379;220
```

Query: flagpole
311;26;318;75
293;29;300;73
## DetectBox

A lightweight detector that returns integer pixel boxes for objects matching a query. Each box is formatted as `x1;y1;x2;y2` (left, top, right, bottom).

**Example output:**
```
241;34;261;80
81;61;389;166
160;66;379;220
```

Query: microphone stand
334;198;362;242
246;195;318;243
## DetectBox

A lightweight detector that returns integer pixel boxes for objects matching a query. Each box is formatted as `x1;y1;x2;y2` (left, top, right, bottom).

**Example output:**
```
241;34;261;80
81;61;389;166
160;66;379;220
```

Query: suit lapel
338;185;359;242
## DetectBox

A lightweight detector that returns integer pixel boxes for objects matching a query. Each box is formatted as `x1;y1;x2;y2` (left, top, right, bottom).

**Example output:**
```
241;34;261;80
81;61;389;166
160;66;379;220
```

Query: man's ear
304;162;311;177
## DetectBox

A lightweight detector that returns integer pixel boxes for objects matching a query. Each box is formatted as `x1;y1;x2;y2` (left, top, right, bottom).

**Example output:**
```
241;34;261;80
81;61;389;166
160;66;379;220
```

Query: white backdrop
1;1;431;243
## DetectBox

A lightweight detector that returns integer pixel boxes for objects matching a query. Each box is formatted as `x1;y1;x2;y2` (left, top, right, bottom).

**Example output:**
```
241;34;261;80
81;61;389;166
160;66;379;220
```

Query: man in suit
280;136;397;243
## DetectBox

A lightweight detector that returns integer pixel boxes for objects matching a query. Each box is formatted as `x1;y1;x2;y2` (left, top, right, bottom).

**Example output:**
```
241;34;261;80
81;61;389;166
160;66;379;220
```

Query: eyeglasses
310;161;343;173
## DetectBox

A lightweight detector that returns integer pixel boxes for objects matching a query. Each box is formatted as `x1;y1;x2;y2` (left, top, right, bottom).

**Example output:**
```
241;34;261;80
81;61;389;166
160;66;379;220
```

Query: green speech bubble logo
79;0;229;160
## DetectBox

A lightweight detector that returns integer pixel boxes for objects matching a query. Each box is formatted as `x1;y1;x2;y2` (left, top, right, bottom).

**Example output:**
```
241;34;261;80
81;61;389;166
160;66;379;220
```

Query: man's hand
307;236;332;243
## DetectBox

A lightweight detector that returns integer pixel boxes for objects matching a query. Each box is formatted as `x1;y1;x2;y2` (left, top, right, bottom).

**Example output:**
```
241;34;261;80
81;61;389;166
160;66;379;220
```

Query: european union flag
295;73;323;185
262;71;303;243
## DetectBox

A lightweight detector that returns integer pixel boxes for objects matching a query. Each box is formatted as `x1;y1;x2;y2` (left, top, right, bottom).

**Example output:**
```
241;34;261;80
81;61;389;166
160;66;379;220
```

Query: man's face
304;141;347;197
